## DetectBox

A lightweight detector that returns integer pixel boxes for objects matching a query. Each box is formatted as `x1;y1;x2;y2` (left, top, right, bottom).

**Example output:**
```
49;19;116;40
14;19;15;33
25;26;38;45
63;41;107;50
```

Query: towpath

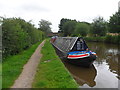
11;40;46;88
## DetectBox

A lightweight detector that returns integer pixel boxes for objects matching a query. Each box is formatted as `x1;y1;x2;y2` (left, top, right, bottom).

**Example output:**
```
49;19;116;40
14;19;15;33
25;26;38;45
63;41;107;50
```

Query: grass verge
32;39;78;88
0;63;2;89
2;41;42;88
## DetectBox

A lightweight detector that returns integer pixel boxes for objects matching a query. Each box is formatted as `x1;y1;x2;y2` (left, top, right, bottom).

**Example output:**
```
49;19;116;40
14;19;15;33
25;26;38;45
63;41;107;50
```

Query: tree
59;18;77;36
109;10;120;33
74;23;90;37
62;21;77;36
38;19;52;34
59;18;69;33
90;17;107;36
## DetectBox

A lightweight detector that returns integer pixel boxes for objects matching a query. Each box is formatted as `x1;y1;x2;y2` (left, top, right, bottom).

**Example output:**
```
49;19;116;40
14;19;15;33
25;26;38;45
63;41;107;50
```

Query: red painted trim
68;54;88;58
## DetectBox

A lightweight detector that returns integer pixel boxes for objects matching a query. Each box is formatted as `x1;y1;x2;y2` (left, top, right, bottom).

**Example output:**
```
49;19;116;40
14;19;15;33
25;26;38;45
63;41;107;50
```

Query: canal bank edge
32;39;79;88
84;35;120;44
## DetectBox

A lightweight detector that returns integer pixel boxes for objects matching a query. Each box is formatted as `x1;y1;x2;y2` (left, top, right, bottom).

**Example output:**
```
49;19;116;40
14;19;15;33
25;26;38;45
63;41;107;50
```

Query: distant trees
109;10;120;33
62;21;77;36
58;11;120;44
59;18;77;36
59;9;120;37
58;17;109;37
59;18;68;33
90;17;108;36
59;18;90;37
38;19;52;35
2;17;45;58
74;23;90;37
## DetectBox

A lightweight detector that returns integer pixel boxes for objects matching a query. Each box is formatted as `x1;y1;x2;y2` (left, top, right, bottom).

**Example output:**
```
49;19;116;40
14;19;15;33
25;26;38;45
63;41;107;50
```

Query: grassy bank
32;39;78;88
0;63;2;89
84;35;120;44
2;41;42;88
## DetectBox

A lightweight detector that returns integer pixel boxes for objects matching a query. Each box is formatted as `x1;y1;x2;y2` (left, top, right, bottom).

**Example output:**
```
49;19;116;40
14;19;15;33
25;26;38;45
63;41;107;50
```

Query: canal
57;42;119;88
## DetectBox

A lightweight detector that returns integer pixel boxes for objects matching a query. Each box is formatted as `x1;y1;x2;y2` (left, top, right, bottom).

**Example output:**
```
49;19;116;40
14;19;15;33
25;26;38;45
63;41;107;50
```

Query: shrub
105;35;119;44
2;18;45;59
84;35;119;44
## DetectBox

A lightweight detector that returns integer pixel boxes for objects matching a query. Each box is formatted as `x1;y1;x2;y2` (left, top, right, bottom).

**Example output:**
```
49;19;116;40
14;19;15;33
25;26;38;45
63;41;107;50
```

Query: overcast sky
0;0;119;32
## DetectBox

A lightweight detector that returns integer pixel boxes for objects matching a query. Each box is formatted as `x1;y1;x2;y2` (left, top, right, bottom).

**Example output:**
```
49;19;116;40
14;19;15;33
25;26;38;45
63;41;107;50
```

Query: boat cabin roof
52;37;88;53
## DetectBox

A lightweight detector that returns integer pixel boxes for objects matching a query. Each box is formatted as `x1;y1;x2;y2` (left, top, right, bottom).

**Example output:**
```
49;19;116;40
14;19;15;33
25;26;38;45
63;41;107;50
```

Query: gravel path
11;40;46;88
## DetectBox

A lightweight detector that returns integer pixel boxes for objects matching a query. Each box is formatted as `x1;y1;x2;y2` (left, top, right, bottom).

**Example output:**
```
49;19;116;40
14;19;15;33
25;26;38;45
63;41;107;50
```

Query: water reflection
88;42;119;88
63;61;97;87
87;42;119;79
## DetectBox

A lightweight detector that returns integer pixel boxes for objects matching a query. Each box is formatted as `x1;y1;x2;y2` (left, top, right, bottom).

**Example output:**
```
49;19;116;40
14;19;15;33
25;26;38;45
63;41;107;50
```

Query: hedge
2;18;45;59
84;35;120;44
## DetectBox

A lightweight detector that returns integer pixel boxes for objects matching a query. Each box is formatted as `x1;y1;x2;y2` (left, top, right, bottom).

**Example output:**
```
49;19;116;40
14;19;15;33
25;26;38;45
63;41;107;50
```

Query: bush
105;35;119;44
84;35;120;44
104;35;112;43
2;18;45;59
84;37;105;42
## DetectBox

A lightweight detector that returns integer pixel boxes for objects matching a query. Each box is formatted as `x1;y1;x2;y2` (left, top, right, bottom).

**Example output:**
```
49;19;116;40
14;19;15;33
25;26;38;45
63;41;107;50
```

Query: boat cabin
51;37;88;53
71;37;88;51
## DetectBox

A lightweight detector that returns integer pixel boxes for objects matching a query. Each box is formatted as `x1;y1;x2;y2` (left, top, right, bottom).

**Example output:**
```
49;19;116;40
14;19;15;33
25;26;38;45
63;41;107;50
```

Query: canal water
56;42;119;88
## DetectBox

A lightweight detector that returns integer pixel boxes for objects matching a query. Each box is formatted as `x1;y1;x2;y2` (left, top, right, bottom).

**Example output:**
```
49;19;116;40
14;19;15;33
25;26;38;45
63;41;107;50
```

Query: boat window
77;41;80;50
77;39;85;50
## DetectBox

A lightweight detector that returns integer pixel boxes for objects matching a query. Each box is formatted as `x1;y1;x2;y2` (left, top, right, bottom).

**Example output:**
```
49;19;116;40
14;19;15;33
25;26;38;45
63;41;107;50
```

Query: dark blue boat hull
66;54;96;67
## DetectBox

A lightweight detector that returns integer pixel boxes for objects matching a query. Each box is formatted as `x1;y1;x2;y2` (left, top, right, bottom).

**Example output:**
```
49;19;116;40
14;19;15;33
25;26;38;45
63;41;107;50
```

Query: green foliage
2;42;42;88
38;19;52;35
2;17;45;59
59;18;91;37
59;11;120;38
59;18;70;33
109;10;120;33
32;39;78;88
105;35;120;44
0;63;1;89
84;35;120;44
62;21;77;36
59;18;109;37
59;18;77;36
84;36;105;42
74;23;90;37
90;17;108;36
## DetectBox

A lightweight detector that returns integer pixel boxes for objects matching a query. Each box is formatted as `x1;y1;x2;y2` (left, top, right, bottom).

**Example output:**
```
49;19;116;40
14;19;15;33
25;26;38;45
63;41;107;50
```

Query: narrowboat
51;37;97;67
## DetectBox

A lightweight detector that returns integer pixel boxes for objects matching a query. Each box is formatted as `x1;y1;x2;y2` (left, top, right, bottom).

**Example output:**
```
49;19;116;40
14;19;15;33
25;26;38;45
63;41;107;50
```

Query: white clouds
0;0;119;32
20;4;50;13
